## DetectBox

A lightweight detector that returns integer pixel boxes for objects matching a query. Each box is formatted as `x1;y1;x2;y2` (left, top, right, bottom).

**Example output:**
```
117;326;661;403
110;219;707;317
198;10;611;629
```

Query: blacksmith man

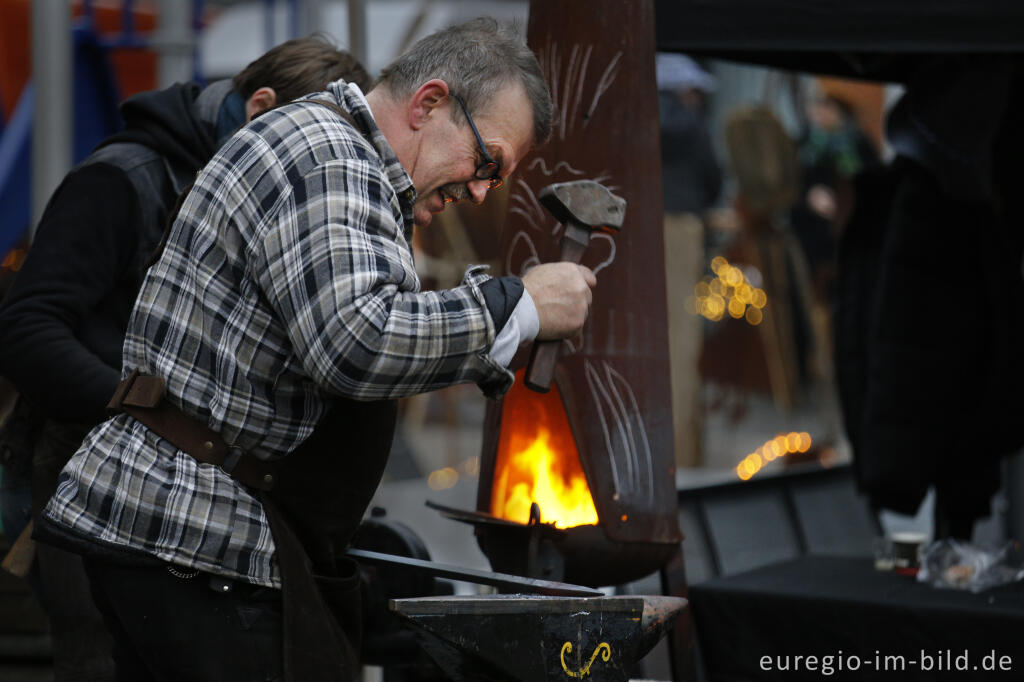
38;17;594;682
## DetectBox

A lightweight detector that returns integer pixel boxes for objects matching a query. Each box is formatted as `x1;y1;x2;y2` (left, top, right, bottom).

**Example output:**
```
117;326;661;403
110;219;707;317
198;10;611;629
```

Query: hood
96;81;221;171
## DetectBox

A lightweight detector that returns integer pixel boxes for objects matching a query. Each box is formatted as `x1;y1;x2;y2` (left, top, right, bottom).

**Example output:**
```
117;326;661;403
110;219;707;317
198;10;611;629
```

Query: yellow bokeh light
735;283;752;304
798;432;812;452
462;456;480;476
428;467;459;490
711;256;728;275
725;267;743;287
751;288;767;308
710;279;724;296
785;432;800;453
728;298;746;318
745;306;763;325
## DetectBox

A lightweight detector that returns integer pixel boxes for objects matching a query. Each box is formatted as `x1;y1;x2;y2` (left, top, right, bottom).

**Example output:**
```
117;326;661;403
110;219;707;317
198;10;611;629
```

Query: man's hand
522;263;596;340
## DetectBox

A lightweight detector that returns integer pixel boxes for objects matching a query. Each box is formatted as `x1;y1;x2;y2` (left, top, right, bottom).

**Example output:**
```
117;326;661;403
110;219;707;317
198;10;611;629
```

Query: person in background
0;35;370;682
836;58;1024;542
790;90;878;306
656;52;722;217
37;17;593;682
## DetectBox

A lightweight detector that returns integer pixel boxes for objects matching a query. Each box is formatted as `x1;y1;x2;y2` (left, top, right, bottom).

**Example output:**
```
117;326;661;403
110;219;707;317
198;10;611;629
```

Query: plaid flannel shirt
44;81;512;587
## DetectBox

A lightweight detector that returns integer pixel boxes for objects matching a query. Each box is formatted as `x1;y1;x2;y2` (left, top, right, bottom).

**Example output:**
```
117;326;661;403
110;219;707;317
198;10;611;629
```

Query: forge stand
466;1;696;679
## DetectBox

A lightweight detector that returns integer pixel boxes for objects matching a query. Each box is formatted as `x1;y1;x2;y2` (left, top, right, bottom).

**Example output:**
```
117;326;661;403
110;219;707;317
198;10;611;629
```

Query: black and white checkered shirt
44;81;512;587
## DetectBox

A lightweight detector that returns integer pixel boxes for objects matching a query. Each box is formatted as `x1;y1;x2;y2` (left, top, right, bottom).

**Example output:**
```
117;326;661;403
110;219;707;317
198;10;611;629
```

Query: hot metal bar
347;548;602;597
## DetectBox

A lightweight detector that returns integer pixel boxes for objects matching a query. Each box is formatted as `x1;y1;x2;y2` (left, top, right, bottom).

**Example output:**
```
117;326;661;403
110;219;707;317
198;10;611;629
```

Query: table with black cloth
691;555;1024;681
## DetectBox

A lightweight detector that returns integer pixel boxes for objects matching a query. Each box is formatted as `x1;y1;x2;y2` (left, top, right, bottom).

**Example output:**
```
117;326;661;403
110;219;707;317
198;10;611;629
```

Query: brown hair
232;34;372;104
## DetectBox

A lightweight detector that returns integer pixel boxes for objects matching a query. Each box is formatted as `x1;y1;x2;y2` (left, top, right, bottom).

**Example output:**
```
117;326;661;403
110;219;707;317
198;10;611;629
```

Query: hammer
523;180;626;393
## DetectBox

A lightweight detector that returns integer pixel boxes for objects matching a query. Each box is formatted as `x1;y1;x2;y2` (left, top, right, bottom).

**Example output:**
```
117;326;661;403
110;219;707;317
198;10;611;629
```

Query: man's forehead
480;87;534;150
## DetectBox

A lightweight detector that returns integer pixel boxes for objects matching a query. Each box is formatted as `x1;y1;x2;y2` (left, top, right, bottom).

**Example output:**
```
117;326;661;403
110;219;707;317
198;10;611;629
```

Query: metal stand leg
660;546;697;681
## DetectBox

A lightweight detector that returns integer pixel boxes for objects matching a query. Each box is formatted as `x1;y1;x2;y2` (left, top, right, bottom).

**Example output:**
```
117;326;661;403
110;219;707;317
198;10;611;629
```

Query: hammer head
538;180;626;233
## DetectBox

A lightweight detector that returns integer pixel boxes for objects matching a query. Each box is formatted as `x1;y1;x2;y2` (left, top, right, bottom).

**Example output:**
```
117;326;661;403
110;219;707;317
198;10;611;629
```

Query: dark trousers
83;556;284;682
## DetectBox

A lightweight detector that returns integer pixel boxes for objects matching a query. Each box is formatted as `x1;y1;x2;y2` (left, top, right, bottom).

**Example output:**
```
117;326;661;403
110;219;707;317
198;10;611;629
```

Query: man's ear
245;87;278;122
407;79;450;131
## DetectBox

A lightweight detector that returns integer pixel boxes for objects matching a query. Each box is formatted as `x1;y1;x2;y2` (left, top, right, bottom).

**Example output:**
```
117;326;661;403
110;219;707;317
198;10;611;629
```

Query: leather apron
261;398;398;682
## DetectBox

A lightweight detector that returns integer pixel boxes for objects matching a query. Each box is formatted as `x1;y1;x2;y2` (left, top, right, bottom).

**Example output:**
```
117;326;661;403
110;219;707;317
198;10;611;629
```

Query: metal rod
347;0;367;69
347;549;603;597
122;0;135;41
156;0;193;87
294;0;323;40
264;0;275;50
192;0;204;83
31;0;73;238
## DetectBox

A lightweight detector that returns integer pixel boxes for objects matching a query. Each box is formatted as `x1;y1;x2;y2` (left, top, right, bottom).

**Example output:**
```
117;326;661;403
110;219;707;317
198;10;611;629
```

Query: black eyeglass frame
451;93;504;190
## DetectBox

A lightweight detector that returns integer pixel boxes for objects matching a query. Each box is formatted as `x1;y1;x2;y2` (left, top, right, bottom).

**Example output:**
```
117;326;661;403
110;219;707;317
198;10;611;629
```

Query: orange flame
491;372;598;528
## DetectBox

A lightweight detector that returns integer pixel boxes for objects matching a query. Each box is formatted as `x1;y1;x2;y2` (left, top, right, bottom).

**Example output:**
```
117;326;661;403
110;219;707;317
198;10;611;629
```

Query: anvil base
390;594;686;681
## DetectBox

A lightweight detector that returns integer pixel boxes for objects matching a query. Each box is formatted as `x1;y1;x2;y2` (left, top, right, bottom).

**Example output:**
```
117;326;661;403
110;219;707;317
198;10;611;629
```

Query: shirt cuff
489;289;539;367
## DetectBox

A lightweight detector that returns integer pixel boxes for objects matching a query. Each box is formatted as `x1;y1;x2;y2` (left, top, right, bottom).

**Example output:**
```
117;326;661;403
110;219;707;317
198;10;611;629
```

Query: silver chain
166;564;201;579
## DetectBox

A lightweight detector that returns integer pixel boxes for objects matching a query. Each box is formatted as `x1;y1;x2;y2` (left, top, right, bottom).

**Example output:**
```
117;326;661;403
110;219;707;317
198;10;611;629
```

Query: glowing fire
497;428;599;528
491;371;598;528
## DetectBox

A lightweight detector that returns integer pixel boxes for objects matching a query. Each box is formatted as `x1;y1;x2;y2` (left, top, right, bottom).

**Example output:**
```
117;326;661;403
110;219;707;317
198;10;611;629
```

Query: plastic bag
917;539;1024;593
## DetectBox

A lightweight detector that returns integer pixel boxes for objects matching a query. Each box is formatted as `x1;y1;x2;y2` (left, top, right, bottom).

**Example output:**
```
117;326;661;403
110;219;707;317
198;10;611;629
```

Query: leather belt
106;369;276;491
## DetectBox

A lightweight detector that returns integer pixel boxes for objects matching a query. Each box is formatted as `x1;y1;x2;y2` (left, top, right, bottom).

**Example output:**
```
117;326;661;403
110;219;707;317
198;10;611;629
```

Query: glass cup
873;536;894;571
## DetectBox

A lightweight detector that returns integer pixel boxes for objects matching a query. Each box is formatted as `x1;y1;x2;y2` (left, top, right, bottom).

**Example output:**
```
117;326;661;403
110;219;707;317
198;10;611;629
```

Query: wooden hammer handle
522;224;592;394
523;338;561;393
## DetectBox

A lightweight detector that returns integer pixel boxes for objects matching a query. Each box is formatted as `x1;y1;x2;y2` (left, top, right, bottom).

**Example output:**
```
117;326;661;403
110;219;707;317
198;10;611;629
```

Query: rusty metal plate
479;0;681;545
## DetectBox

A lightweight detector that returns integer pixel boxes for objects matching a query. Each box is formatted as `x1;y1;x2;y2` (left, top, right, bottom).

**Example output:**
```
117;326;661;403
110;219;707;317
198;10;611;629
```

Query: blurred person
836;57;1024;540
699;106;816;414
656;53;722;216
0;35;370;682
655;54;722;467
34;17;592;682
790;89;879;305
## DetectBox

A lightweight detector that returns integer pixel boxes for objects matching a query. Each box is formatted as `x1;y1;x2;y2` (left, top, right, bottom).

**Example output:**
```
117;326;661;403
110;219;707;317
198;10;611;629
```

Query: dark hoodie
0;81;231;423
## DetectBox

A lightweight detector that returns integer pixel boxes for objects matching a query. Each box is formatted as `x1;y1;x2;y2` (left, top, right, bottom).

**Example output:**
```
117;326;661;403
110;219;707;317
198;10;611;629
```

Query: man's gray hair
379;17;552;146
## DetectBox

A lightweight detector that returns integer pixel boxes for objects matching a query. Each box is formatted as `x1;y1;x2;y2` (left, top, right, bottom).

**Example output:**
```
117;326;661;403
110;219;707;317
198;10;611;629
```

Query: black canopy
654;0;1024;81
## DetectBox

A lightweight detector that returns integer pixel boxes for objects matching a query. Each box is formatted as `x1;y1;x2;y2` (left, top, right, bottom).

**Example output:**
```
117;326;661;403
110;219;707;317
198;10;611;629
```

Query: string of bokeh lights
736;432;812;480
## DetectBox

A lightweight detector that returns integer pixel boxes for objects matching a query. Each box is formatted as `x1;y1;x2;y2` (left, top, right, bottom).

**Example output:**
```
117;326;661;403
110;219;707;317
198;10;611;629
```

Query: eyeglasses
451;93;504;190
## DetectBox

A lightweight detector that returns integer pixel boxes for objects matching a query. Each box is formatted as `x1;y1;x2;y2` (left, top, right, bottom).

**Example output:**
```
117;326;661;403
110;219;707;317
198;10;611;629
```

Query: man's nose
467;180;490;205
